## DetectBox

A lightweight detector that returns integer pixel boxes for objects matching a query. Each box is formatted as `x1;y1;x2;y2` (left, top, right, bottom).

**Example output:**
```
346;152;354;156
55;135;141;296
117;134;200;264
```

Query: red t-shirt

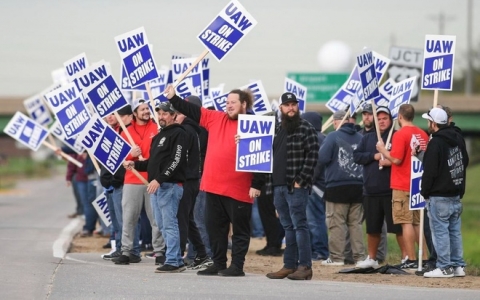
389;125;429;191
121;119;158;184
199;109;253;203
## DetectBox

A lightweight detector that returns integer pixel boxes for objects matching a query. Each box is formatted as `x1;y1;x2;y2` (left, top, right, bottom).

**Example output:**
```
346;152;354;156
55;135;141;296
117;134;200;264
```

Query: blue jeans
274;186;312;268
306;192;329;259
150;183;183;267
78;179;99;232
71;174;83;215
251;198;264;237
189;190;212;257
427;196;465;269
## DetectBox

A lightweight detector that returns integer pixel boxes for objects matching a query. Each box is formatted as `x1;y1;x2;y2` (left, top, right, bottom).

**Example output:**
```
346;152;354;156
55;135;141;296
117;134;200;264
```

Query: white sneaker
401;255;409;264
424;267;454;278
454;266;466;277
356;256;379;269
321;258;344;266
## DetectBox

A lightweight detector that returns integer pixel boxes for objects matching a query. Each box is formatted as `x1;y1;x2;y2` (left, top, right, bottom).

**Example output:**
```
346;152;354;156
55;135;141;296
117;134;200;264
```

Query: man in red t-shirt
377;104;429;269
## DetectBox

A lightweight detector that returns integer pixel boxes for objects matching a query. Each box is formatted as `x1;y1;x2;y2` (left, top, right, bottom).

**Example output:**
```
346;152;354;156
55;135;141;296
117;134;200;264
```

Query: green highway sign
286;72;349;102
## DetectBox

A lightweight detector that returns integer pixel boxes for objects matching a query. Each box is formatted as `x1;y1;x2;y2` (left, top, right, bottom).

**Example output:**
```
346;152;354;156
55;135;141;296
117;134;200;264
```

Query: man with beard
420;108;468;278
318;110;365;266
164;85;262;277
359;103;374;135
126;102;187;273
114;99;165;265
265;92;319;281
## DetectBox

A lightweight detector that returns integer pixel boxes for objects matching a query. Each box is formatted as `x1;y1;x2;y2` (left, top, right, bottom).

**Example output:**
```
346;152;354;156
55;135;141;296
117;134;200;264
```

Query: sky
0;0;477;98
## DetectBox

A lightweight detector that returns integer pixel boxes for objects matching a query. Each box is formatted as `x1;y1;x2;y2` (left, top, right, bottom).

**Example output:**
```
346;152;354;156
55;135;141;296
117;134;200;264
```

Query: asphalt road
1;175;478;300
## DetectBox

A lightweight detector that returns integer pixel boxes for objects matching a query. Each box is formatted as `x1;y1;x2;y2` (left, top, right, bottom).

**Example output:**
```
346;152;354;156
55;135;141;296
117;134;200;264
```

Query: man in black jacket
174;108;213;270
353;106;403;268
420;107;469;278
125;102;187;273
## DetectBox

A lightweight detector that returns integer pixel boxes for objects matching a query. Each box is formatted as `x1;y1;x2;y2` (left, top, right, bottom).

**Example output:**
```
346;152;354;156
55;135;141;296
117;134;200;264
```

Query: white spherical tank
317;41;353;72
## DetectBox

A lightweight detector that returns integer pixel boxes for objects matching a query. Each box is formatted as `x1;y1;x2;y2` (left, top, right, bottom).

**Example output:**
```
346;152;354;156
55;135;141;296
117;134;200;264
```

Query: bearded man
264;92;320;281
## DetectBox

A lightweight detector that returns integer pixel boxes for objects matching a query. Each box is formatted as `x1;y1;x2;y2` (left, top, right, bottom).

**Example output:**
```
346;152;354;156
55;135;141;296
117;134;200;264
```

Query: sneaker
113;254;130;265
396;259;418;269
155;264;186;273
102;250;121;261
454;266;466;277
129;254;141;263
401;255;409;264
320;258;344;266
155;255;166;266
218;264;245;277
355;256;379;269
187;256;214;270
102;241;112;249
312;253;328;261
197;264;225;276
424;267;454;278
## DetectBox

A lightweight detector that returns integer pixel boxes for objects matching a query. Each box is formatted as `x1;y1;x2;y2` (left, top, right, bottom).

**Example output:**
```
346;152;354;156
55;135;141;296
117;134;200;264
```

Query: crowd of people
62;86;469;280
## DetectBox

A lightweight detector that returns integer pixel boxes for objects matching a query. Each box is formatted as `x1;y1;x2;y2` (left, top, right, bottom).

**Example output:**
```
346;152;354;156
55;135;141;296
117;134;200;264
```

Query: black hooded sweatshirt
135;123;187;184
181;117;202;180
421;126;469;199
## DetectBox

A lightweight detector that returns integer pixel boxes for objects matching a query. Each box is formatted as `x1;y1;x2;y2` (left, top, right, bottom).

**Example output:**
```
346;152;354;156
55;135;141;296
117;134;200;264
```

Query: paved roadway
0;175;478;300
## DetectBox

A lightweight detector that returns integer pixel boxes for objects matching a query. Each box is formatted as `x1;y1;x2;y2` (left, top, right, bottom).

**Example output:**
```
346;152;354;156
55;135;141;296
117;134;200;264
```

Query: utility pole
465;0;473;96
428;11;455;35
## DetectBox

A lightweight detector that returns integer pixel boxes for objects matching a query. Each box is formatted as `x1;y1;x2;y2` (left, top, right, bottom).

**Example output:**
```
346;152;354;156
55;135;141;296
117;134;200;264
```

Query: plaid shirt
265;119;319;194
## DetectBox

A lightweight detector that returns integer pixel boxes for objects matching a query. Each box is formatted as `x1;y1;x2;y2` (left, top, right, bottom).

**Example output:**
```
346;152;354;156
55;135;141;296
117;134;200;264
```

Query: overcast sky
0;0;477;97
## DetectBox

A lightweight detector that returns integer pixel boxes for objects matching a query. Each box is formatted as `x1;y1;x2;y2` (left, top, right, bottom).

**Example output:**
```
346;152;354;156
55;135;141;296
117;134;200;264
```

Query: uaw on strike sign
422;35;456;91
410;156;426;210
236;114;275;173
198;0;257;61
77;115;131;174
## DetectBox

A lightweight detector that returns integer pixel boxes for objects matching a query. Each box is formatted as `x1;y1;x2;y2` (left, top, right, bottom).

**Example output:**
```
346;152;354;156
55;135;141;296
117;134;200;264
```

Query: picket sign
43;140;83;168
321;115;334;133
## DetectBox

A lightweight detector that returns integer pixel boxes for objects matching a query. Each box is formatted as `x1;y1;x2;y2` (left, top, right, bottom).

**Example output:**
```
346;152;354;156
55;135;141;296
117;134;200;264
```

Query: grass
0;157;64;189
381;163;480;276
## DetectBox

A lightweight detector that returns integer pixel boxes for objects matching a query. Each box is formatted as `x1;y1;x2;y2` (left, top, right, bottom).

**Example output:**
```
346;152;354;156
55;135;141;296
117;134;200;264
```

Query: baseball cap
117;105;132;116
280;92;298;105
155;102;176;113
185;95;202;107
422;107;448;124
376;106;391;116
333;110;347;120
132;98;147;112
362;103;373;114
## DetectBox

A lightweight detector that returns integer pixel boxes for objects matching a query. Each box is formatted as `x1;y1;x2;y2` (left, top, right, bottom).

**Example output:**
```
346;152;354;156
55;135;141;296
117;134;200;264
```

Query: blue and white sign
3;112;49;151
77;115;131;175
45;82;91;138
92;193;111;227
174;79;197;100
356;48;380;101
388;77;416;119
325;88;353;113
410;156;426;210
344;67;364;102
120;62;146;91
50;120;85;154
373;51;391;82
70;60;110;95
51;67;69;86
172;57;204;98
373;78;395;107
201;58;210;98
349;96;363;116
87;74;128;117
236;114;274;173
197;0;257;62
284;78;307;113
244;81;271;115
24;94;53;127
204;84;224;108
64;52;89;82
115;27;159;88
422;35;456;90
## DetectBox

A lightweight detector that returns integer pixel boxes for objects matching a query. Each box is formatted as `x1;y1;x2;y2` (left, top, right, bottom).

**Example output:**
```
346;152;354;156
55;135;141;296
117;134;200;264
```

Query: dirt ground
70;234;480;290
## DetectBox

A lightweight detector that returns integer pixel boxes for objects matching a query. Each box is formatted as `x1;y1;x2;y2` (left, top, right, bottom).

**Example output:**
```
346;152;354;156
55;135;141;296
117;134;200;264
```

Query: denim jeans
251;198;265;237
78;179;99;232
427;196;465;269
274;186;311;268
306;192;329;259
150;183;183;267
189;190;212;257
71;174;83;215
